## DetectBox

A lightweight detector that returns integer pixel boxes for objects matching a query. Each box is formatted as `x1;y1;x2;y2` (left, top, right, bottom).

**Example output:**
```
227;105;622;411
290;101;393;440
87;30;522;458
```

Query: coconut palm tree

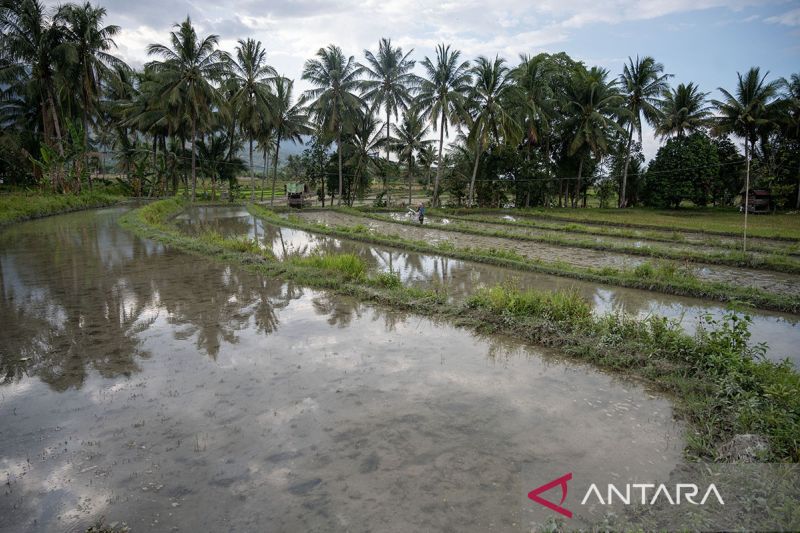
343;106;384;205
563;66;625;207
360;38;417;199
618;56;669;207
390;105;432;205
0;0;68;166
417;44;472;206
229;38;277;200
417;144;437;189
146;17;230;201
510;53;554;158
269;76;311;206
302;44;364;205
780;73;800;208
58;1;123;178
656;82;712;138
465;55;521;206
255;126;275;201
713;67;782;251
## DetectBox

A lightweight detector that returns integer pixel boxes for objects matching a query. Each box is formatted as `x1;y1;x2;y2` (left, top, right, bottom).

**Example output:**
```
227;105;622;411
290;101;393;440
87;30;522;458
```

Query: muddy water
178;206;800;364
299;211;800;298
0;208;684;532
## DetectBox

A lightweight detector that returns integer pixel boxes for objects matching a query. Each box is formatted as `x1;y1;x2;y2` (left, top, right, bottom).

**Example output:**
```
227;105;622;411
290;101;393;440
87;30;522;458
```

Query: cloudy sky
48;0;800;159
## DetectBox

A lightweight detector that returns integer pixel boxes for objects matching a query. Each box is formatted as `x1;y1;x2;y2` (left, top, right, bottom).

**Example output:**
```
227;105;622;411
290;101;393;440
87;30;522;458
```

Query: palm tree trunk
261;148;268;202
82;109;91;192
48;91;64;157
433;114;445;207
620;123;634;208
190;115;197;202
385;108;391;202
271;134;281;207
574;158;583;208
228;117;237;160
408;154;413;206
47;90;64;192
250;137;255;201
468;132;482;208
743;139;751;253
337;129;343;206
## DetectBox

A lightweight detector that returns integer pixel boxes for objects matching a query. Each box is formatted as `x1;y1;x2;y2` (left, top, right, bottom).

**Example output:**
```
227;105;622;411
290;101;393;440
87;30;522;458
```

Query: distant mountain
238;136;310;170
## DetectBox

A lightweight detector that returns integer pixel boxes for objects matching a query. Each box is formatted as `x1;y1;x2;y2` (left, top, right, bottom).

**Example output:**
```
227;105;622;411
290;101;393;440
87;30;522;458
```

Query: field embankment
0;191;124;225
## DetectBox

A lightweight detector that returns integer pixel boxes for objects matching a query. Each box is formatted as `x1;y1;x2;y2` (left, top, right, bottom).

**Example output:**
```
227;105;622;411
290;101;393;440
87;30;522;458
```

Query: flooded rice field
177;206;800;365
0;208;684;531
297;211;800;298
472;213;800;256
384;212;800;261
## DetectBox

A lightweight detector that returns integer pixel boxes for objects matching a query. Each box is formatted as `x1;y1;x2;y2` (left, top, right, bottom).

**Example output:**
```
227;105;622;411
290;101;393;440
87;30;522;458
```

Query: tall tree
229;38;276;201
510;52;554;185
146;17;230;201
59;0;123;182
302;44;364;205
713;67;782;251
343;106;384;205
618;56;669;207
269;76;311;205
417;44;472;206
390;105;432;205
256;125;275;201
0;0;68;181
360;38;416;199
656;82;712;138
783;73;800;208
563;66;625;207
417;144;437;189
465;55;521;206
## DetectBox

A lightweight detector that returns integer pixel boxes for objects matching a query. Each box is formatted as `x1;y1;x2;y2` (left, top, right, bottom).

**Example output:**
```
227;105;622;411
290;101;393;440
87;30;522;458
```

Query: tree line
2;0;799;208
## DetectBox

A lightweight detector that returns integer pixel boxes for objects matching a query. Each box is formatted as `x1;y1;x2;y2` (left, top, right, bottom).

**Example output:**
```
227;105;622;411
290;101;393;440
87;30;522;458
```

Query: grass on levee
0;189;124;225
436;206;800;240
121;199;800;463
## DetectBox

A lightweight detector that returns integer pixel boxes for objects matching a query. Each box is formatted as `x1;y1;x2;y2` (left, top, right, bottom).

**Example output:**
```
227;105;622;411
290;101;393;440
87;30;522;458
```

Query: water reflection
0;208;303;389
175;206;800;365
0;210;159;389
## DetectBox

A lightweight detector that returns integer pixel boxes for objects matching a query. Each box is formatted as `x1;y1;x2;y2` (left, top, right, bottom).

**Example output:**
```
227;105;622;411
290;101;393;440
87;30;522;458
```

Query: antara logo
529;474;724;518
528;473;573;518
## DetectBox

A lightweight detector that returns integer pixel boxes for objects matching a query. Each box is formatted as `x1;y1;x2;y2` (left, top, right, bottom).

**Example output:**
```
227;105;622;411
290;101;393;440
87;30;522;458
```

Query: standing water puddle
176;206;800;365
0;207;683;531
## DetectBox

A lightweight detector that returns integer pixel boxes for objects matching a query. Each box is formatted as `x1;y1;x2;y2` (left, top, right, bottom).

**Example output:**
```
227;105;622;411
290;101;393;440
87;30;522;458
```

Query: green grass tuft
290;253;367;280
0;190;124;225
468;285;591;323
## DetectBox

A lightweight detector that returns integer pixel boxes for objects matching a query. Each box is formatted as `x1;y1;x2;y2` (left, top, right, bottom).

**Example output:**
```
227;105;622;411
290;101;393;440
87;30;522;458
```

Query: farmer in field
417;202;425;224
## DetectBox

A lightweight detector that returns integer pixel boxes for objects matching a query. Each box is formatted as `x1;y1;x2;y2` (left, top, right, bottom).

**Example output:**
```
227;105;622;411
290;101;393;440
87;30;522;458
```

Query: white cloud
765;7;800;26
